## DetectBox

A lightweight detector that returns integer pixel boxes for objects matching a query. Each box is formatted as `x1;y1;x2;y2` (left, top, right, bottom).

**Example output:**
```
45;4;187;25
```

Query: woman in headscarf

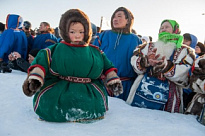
128;19;195;113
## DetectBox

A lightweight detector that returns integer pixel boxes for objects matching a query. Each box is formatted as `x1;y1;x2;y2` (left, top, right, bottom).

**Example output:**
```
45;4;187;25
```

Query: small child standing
22;9;123;122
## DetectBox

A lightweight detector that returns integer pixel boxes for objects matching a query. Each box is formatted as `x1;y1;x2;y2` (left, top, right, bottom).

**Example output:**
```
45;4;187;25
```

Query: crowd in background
0;7;204;125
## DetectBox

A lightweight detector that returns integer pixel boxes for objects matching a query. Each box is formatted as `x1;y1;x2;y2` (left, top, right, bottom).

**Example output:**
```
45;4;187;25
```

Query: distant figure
22;21;34;57
183;33;198;49
8;49;40;72
90;23;97;44
195;42;205;56
32;22;57;50
0;14;27;72
141;36;150;44
0;22;5;36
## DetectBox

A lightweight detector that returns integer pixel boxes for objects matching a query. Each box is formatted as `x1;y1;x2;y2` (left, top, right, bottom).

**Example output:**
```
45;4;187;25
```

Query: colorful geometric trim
34;83;56;112
28;64;46;77
60;41;88;47
107;77;119;84
91;83;108;111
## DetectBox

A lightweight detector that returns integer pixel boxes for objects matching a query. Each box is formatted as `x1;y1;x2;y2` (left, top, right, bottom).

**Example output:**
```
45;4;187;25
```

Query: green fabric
158;32;183;49
31;43;115;122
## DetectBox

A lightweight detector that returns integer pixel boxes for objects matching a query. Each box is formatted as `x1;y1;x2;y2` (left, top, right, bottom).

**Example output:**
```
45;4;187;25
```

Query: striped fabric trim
34;83;56;112
91;83;108;111
107;77;119;84
44;48;60;76
45;48;52;66
104;68;118;76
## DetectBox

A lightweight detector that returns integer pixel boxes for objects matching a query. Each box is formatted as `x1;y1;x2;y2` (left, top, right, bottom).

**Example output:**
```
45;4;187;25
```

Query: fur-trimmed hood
111;7;134;33
59;9;92;44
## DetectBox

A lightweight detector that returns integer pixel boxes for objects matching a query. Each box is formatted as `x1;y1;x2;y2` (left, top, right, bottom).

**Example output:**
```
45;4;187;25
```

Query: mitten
22;67;45;96
22;79;41;96
106;71;123;96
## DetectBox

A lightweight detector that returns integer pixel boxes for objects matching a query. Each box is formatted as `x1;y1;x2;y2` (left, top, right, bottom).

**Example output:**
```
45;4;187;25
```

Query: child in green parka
22;9;123;122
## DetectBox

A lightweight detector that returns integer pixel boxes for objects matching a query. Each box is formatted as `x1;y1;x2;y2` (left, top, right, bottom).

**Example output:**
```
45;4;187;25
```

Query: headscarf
158;19;183;49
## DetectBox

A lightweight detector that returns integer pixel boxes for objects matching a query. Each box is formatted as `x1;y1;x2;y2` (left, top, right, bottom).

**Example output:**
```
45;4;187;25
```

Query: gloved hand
22;78;41;97
147;48;161;67
0;61;12;73
106;71;123;96
153;56;167;73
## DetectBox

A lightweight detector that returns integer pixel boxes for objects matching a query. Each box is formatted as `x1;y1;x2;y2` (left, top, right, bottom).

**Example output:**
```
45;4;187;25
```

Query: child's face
69;22;84;44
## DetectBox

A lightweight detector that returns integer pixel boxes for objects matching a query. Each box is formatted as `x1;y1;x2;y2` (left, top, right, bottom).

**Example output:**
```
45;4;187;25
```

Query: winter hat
91;23;97;36
141;36;150;43
59;9;92;44
23;21;31;30
183;33;198;49
111;7;134;33
160;19;181;34
29;49;40;57
196;42;205;55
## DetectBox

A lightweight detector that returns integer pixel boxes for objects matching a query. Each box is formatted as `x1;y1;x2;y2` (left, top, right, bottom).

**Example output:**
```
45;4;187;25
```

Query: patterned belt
59;75;91;83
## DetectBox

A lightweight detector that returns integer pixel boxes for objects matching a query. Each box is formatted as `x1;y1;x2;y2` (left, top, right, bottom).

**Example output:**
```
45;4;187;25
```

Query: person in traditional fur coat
185;55;205;115
93;7;142;101
22;9;123;122
127;19;195;113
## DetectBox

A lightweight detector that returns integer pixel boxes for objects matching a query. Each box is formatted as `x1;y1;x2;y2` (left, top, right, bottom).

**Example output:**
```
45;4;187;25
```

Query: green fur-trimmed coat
30;41;116;122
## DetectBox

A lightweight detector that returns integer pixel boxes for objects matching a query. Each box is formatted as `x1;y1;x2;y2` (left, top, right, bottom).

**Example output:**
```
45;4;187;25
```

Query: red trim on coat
60;41;88;47
28;64;46;76
104;68;118;76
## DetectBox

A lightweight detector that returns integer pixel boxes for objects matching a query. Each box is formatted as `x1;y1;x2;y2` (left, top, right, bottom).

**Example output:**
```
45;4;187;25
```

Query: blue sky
0;0;205;42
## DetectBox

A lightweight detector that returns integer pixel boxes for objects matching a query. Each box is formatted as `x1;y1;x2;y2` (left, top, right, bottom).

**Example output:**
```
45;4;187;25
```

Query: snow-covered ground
0;70;204;136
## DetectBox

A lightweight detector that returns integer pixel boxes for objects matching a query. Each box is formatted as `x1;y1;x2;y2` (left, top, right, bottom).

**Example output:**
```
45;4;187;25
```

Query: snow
0;70;204;136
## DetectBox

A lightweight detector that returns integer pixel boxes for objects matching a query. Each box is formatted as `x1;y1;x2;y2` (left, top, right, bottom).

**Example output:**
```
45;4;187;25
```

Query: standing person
32;22;57;50
127;19;195;113
0;14;27;68
93;7;142;101
22;9;123;122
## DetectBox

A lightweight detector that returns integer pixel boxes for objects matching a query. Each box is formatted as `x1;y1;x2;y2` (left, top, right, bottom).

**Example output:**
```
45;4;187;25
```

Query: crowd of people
0;7;204;125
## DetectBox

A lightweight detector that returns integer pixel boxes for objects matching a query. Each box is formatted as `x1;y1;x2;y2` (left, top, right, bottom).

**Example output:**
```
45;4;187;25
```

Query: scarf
158;32;183;49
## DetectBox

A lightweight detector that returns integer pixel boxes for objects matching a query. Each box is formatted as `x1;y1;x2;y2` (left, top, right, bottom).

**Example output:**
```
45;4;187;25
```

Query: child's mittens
106;71;123;96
